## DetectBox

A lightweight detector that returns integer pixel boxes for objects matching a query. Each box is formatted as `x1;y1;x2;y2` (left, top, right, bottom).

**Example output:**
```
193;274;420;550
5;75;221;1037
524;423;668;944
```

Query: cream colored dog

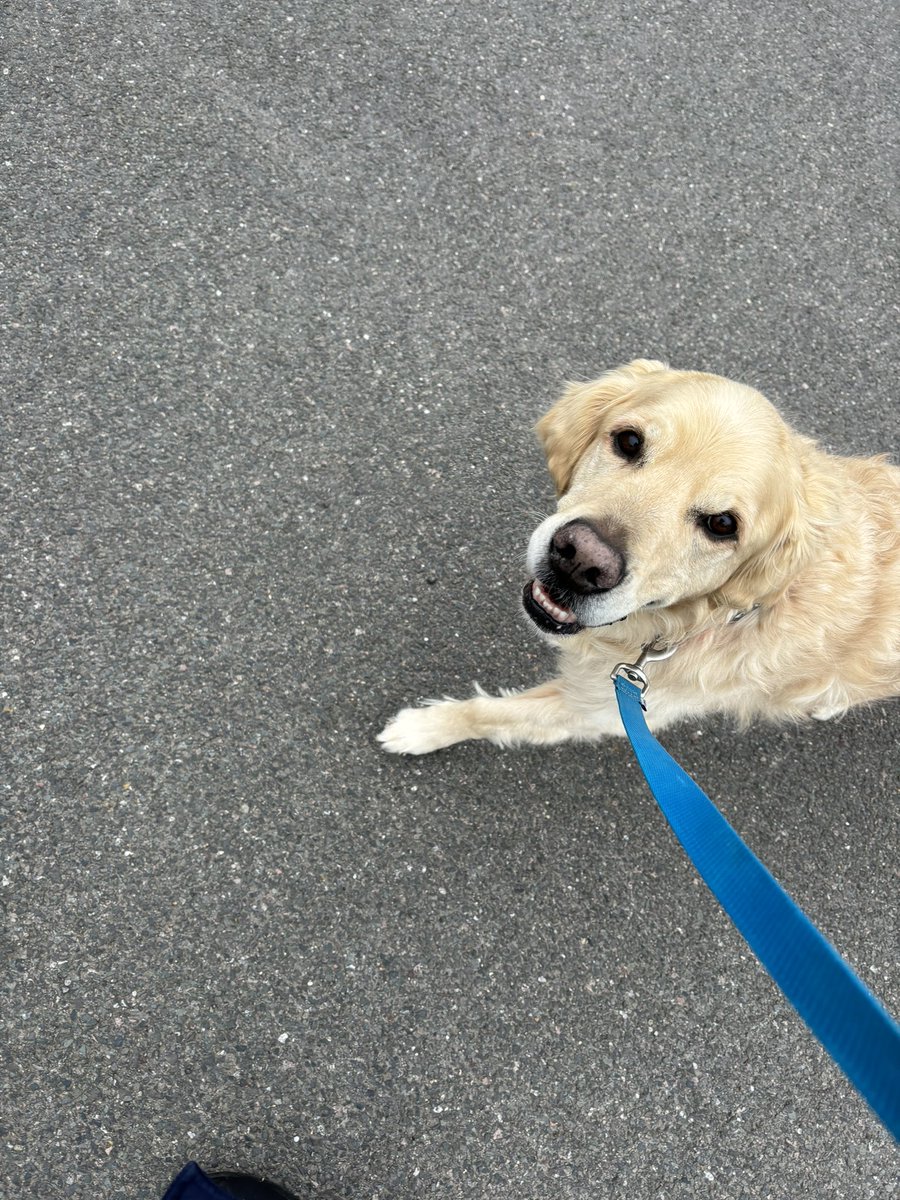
379;360;900;754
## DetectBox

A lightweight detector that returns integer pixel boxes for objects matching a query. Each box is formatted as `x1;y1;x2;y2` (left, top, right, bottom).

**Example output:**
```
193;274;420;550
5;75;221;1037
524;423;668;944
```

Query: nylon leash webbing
613;673;900;1139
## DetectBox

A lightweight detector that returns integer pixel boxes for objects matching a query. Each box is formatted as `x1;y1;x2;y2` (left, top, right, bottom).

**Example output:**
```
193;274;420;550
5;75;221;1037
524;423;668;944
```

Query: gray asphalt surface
2;3;898;1198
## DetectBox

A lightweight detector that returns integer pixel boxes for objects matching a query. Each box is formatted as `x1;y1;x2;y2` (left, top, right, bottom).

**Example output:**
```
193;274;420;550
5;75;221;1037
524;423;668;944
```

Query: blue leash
612;654;900;1140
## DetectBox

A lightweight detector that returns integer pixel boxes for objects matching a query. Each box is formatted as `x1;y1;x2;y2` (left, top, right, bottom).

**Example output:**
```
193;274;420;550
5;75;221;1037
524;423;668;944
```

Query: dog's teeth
532;579;576;623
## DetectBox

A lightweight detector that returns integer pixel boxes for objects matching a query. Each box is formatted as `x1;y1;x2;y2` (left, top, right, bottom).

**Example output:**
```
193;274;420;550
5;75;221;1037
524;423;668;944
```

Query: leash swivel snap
610;641;678;704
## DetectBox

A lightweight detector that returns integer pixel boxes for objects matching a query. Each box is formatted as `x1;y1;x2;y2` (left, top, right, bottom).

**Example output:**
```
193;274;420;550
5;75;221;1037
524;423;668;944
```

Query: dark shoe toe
208;1173;300;1200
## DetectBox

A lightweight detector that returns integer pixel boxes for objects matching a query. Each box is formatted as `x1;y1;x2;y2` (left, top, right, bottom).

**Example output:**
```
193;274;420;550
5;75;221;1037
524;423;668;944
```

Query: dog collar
613;603;764;698
727;602;761;624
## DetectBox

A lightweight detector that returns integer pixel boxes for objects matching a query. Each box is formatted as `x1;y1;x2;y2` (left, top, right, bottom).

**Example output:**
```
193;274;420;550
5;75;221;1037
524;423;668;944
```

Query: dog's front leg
377;679;624;755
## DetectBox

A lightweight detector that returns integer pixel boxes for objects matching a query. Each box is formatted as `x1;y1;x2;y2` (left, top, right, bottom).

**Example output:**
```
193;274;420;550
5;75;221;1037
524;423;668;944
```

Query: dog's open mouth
522;578;583;635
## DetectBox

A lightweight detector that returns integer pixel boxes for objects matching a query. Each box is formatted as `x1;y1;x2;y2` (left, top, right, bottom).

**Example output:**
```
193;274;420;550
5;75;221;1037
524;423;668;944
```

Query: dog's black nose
548;519;625;593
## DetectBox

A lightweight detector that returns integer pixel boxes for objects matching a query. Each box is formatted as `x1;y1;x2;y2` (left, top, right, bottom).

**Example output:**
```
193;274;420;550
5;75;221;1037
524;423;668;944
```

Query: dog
378;359;900;754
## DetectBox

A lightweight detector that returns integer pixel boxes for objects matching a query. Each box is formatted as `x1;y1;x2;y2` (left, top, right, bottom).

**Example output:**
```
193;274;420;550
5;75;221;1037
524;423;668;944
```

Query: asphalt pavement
2;3;897;1198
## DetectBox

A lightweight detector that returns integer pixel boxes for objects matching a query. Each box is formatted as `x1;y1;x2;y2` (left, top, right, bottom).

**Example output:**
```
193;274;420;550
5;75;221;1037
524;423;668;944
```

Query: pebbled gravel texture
2;3;897;1198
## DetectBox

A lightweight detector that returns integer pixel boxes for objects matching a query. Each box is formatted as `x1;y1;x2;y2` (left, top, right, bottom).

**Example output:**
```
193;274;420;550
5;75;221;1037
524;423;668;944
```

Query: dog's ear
716;522;809;614
537;359;668;495
715;437;830;612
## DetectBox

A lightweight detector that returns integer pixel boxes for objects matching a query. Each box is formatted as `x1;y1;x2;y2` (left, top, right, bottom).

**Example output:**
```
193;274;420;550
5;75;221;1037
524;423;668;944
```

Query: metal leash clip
610;641;678;704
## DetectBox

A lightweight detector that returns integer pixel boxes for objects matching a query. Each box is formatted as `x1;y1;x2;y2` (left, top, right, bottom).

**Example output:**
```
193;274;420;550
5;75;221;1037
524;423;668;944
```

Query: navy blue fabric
162;1162;237;1200
614;675;900;1139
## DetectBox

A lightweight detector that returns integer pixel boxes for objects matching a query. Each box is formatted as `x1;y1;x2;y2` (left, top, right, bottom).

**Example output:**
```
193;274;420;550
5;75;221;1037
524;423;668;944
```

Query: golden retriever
378;359;900;754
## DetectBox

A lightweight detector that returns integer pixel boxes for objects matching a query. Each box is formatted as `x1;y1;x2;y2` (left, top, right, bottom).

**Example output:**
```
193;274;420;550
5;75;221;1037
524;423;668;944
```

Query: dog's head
524;360;820;639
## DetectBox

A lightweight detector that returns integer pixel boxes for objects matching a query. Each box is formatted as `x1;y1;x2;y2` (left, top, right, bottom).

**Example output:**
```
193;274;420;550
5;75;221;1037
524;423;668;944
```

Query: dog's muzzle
522;518;627;636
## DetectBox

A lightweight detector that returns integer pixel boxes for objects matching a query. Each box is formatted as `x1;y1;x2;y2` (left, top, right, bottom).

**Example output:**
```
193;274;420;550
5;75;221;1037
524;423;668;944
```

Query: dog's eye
703;512;739;539
613;429;643;460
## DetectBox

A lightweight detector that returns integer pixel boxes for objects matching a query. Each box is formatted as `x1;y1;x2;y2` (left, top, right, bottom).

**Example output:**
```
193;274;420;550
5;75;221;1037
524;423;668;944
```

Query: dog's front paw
377;700;466;755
